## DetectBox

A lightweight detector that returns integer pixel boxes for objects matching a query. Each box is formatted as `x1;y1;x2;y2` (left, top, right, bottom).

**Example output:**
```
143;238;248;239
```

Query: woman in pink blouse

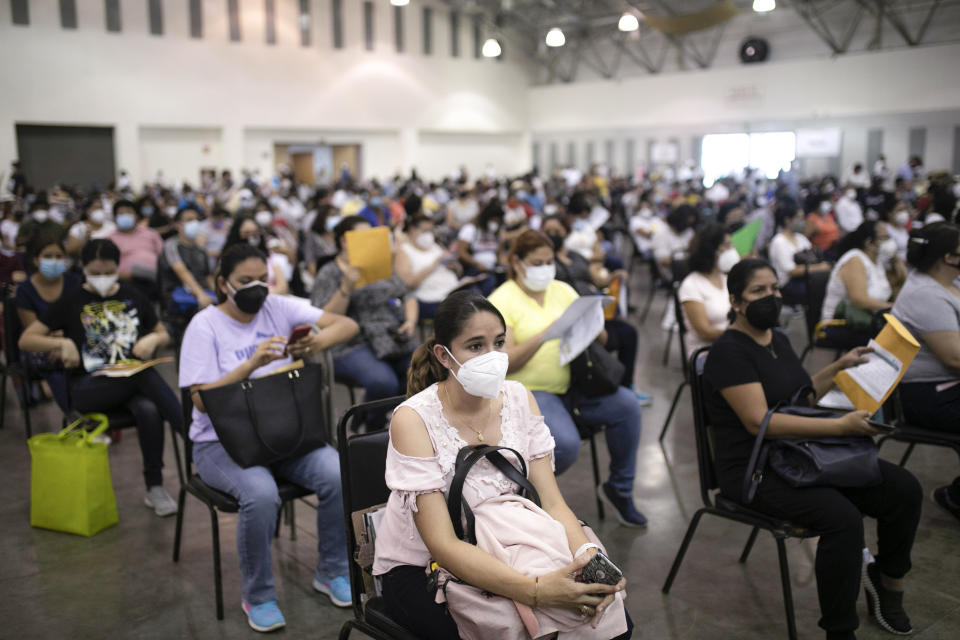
371;290;631;640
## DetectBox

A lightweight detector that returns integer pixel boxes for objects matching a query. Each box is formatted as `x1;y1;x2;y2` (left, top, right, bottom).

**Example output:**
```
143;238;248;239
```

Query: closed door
292;152;314;184
16;124;115;190
332;144;361;181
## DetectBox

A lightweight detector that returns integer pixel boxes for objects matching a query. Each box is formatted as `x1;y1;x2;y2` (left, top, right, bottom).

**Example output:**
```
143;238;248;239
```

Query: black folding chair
2;293;43;436
337;396;420;640
659;282;691;442
639;253;670;324
878;387;960;468
572;410;606;520
662;347;814;640
170;388;311;620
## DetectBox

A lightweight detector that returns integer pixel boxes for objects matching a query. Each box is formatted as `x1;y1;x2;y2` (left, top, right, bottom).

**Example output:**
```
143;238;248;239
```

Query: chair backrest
671;282;690;378
337;395;406;617
803;267;831;340
2;293;23;364
688;346;719;507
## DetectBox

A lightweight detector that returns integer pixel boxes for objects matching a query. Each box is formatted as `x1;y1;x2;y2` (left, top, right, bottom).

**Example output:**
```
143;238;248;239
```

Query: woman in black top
703;259;921;640
19;239;183;517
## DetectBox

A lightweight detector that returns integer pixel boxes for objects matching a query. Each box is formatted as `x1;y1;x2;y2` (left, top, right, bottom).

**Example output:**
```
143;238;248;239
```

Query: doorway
16;124;116;191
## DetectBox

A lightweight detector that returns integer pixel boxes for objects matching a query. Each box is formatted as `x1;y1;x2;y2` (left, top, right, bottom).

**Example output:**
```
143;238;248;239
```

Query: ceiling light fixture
390;0;410;7
482;38;502;58
545;27;565;47
752;0;775;12
618;12;640;32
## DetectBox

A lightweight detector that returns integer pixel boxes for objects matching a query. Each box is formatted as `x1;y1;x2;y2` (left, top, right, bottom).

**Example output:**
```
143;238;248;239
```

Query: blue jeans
193;440;348;605
532;386;641;499
333;345;411;428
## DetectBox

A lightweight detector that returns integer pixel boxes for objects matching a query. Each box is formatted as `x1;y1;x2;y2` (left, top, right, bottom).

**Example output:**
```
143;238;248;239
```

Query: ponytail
406;336;448;397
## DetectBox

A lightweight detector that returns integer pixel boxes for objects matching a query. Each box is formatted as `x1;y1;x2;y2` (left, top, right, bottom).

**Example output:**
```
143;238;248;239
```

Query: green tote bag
28;414;119;537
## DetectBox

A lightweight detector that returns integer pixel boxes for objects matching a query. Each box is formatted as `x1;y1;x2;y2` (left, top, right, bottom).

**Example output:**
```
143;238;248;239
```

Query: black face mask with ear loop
745;294;783;330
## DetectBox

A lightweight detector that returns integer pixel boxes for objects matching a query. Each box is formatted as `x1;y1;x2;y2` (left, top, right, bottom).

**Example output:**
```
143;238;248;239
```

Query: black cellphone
867;420;897;433
577;551;623;586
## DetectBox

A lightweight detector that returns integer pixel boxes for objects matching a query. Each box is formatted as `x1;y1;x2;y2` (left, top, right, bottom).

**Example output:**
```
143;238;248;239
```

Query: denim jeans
333;345;411;428
193;440;349;606
532;386;641;499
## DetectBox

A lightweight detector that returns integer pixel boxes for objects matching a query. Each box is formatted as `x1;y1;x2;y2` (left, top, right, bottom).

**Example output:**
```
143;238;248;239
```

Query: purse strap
243;369;309;460
447;444;541;545
742;401;781;504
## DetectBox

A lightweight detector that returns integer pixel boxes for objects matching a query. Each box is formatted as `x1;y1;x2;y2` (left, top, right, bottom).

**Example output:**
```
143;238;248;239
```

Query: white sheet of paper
544;295;611;365
588;205;610;230
817;387;856;411
843;339;903;403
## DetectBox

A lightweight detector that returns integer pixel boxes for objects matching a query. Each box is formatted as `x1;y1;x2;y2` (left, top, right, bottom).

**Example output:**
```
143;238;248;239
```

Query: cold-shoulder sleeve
384;439;446;514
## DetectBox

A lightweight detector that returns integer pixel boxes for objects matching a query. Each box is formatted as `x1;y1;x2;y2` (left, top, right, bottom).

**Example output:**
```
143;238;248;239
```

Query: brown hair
506;229;553;280
406;290;506;397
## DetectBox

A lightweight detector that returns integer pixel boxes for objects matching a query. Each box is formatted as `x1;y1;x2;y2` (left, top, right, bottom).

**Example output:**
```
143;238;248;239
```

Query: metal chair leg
289;501;297;541
338;620;355;640
662;328;674;367
172;487;187;562
739;526;760;563
775;535;799;640
662;509;706;593
898;443;916;467
588;432;604;520
640;285;656;323
658;381;688;442
0;369;7;429
210;506;225;620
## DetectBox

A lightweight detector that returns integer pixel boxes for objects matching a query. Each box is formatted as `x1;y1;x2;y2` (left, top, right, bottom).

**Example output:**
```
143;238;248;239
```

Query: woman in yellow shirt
488;230;645;527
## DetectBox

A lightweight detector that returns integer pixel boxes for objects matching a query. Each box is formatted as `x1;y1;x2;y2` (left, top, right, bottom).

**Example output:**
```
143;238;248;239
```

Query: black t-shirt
40;282;158;375
702;328;812;488
555;252;596;297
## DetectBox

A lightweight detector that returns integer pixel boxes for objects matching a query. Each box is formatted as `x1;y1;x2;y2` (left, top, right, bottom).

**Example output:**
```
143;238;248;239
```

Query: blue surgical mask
116;213;137;230
325;215;342;232
183;219;201;239
141;205;155;216
39;258;68;279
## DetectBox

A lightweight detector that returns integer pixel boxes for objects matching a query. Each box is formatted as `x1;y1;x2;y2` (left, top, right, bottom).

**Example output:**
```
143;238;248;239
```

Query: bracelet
533;576;540;608
574;542;600;559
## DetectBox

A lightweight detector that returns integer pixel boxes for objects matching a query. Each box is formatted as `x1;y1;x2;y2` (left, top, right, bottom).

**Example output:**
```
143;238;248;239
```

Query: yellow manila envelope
833;314;920;414
345;226;392;287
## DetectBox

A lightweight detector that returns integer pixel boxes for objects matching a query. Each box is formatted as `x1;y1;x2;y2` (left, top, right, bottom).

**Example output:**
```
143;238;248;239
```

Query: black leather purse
570;342;625;398
199;364;330;468
742;387;883;504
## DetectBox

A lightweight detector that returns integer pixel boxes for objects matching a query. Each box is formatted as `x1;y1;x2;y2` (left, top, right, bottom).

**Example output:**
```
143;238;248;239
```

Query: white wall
0;0;533;186
139;127;224;187
528;43;960;175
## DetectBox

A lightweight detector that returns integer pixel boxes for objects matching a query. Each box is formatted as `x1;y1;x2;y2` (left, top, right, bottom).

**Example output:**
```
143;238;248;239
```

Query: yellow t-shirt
488;279;579;395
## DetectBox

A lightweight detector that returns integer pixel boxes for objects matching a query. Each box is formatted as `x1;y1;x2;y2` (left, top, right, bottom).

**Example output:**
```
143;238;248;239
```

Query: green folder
731;217;762;256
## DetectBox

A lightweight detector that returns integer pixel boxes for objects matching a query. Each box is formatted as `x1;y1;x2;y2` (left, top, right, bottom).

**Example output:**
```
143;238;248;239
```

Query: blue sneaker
313;575;352;608
241;599;286;633
598;482;648;528
629;386;653;407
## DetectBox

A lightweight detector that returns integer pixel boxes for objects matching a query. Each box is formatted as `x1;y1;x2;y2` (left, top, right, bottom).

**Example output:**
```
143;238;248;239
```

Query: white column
114;121;140;187
223;125;246;178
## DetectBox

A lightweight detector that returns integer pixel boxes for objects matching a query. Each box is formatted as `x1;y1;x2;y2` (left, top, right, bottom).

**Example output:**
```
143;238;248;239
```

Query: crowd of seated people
2;155;959;638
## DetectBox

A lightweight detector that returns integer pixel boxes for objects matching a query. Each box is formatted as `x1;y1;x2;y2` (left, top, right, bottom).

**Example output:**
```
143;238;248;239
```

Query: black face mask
229;281;269;314
546;234;564;251
744;294;782;330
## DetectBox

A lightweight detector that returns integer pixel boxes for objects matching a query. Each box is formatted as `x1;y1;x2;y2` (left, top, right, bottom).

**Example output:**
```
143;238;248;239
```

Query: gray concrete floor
2;285;959;639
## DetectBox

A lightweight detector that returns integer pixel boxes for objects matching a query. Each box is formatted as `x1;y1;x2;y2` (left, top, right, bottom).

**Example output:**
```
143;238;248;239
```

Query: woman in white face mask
488;231;646;528
677;223;736;359
19;238;182;518
821;220;904;349
395;214;462;320
374;290;630;640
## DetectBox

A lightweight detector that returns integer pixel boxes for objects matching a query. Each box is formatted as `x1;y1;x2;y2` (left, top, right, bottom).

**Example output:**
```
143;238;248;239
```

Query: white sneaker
144;486;178;517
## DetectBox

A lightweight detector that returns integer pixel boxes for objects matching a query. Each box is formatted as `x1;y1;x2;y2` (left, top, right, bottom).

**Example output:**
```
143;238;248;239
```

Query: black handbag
570;342;625;398
742;387;883;504
199;364;330;468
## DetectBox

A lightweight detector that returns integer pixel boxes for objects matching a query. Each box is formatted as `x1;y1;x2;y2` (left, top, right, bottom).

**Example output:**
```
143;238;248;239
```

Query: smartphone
867;420;897;433
576;551;623;586
286;325;312;354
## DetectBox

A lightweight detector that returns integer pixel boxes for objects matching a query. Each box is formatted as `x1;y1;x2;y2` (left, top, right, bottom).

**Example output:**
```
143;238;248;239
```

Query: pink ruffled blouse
372;380;556;575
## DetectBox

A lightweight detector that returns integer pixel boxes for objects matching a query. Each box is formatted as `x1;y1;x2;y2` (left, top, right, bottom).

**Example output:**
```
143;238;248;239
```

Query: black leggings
72;368;182;488
900;380;960;502
381;565;634;640
605;319;638;388
720;459;922;635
